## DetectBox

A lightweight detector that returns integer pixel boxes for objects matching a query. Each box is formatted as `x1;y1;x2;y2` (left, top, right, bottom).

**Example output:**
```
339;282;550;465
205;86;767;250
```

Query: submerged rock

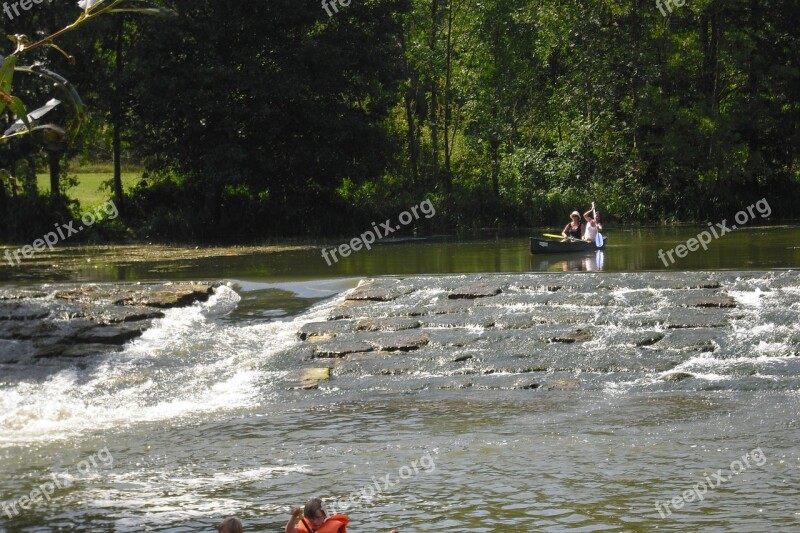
0;281;221;360
633;332;666;347
663;372;694;382
356;317;421;332
688;296;737;308
298;320;354;340
287;367;331;390
369;331;429;351
346;279;412;301
313;340;374;358
0;301;50;321
54;283;217;309
448;283;502;299
73;325;144;345
549;328;594;344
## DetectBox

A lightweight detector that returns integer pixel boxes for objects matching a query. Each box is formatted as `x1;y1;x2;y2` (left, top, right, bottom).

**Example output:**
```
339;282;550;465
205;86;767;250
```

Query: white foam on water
666;352;793;380
0;286;345;447
729;287;764;308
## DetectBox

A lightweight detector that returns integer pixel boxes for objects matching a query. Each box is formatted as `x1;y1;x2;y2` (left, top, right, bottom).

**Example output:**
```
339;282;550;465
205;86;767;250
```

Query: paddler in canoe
561;206;603;243
561;211;584;241
532;203;605;254
581;206;602;243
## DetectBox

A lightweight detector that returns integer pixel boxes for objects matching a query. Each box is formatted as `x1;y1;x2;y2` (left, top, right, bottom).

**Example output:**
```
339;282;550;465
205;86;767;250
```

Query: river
1;226;799;532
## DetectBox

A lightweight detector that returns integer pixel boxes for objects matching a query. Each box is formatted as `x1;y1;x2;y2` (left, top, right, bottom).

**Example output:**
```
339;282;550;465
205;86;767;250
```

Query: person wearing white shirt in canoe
582;207;602;243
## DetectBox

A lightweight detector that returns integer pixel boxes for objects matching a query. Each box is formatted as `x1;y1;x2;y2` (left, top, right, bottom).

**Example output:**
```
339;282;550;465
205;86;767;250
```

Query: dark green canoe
530;237;605;254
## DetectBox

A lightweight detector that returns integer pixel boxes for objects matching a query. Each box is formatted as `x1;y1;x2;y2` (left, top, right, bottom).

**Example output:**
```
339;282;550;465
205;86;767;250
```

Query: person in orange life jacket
561;211;583;241
286;499;400;533
286;499;348;533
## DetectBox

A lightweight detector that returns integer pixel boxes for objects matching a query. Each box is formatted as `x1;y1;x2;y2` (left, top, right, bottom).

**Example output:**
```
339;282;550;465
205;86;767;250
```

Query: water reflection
531;250;605;272
1;225;797;283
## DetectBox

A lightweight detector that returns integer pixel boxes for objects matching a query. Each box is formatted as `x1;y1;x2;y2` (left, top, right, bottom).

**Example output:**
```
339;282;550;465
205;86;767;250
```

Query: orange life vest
297;514;349;533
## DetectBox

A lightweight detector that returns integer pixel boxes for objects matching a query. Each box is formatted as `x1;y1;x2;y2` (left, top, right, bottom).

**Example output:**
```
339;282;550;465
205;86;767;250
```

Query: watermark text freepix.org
656;0;687;17
4;200;119;267
655;447;766;518
658;198;771;267
328;452;436;515
321;0;351;17
2;447;114;519
3;0;48;21
321;199;435;266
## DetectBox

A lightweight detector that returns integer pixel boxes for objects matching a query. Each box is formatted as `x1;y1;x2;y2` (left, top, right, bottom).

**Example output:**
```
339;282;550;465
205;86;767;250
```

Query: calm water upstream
1;226;799;532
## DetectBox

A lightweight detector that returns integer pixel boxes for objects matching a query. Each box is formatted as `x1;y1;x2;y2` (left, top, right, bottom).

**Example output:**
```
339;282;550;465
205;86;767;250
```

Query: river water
1;226;799;532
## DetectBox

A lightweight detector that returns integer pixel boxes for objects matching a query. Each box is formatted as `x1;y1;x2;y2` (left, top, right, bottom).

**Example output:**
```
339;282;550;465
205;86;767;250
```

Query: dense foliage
1;0;798;241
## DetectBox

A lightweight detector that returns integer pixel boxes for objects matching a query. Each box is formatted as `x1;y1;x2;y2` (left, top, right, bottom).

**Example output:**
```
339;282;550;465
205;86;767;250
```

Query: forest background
1;0;798;242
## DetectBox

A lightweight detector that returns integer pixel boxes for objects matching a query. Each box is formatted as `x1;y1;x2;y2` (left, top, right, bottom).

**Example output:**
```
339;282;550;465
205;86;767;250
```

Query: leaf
8;97;29;128
1;123;67;144
0;55;15;114
3;98;60;136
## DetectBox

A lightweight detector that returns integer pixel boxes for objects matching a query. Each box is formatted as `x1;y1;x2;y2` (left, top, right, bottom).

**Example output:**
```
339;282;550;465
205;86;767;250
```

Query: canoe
530;237;605;254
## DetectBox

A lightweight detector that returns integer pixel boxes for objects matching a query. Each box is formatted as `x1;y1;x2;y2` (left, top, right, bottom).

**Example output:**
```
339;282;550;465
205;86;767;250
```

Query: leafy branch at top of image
0;0;172;146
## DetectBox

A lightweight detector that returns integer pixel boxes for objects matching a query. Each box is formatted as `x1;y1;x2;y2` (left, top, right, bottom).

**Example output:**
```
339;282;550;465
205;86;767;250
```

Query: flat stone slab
658;329;720;352
29;339;124;359
313;340;374;358
427;299;476;314
663;372;694;382
632;331;665;347
0;320;59;340
0;302;51;321
73;325;144;345
287;367;331;389
298;320;354;340
494;314;543;329
420;313;495;329
0;282;222;359
104;307;165;323
687;296;737;308
112;283;216;308
660;309;730;329
549;328;594;344
356;317;421;332
345;280;413;301
53;283;217;309
448;283;502;299
369;331;429;351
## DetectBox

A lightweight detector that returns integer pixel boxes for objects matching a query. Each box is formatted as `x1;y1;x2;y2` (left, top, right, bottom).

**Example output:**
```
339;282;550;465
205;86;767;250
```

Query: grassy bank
36;166;141;209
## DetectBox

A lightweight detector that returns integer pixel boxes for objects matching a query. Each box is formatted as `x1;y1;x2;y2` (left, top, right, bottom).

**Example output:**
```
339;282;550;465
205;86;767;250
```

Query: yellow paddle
543;233;568;240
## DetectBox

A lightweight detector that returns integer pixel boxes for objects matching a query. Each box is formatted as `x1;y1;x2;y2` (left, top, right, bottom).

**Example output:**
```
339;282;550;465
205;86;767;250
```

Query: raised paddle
592;202;604;247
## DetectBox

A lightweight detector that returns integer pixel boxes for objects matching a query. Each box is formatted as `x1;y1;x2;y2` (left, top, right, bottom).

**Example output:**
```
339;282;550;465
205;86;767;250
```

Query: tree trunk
490;105;500;197
429;0;441;188
442;0;454;187
48;151;60;199
400;30;419;186
112;17;125;212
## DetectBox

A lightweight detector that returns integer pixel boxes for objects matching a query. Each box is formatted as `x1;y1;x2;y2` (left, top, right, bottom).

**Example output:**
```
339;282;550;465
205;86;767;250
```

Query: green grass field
36;169;141;209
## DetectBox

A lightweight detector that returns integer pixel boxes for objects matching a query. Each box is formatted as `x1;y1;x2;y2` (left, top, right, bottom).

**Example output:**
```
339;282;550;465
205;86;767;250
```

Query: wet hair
304;498;327;519
217;517;244;533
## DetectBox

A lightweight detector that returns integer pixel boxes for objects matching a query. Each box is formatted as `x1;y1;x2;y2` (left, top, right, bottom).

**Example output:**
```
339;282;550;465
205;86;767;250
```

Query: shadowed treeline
1;0;798;242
